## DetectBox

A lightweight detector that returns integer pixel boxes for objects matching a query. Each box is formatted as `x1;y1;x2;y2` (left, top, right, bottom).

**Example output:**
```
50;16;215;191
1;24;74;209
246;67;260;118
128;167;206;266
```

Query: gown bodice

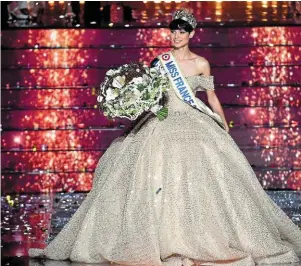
165;75;215;115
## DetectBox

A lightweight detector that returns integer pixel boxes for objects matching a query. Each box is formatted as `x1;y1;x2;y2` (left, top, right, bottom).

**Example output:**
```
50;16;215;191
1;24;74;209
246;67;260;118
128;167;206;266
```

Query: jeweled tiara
172;8;197;29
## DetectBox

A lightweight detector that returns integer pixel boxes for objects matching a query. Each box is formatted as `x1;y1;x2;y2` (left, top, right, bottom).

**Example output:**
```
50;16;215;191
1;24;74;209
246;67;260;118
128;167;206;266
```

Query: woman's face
170;29;194;48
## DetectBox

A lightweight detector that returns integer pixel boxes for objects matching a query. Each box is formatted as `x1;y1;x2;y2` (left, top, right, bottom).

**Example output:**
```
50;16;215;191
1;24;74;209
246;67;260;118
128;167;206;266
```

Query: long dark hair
169;18;194;33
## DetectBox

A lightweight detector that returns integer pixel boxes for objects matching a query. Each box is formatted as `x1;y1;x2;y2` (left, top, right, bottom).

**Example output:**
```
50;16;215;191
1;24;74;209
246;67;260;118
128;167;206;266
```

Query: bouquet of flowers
96;62;170;121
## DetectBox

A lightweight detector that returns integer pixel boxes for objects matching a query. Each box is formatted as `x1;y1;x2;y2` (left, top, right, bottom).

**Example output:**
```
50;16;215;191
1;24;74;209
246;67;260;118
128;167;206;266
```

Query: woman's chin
172;42;187;49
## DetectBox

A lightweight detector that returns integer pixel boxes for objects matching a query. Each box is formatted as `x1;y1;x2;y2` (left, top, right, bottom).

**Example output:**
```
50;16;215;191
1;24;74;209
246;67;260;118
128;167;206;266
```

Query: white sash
158;51;225;130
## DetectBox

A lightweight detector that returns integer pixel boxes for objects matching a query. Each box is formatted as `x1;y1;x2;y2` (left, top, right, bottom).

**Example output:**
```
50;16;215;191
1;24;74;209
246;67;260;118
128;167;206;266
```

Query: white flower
127;92;140;105
106;69;115;76
142;74;150;83
150;105;162;113
97;95;103;102
106;88;117;101
114;88;120;96
133;88;142;97
132;77;143;84
113;103;120;109
112;75;126;89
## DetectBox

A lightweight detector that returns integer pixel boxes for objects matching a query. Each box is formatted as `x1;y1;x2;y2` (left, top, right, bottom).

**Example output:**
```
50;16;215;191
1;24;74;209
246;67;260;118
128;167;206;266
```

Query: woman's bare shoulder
192;54;209;65
193;54;211;75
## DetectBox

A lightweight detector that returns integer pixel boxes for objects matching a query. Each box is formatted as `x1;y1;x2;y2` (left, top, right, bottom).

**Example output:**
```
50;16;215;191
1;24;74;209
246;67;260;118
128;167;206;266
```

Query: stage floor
1;191;301;266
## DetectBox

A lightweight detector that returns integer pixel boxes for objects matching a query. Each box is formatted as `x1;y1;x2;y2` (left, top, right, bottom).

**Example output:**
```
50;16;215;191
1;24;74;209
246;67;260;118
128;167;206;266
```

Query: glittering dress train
29;75;301;266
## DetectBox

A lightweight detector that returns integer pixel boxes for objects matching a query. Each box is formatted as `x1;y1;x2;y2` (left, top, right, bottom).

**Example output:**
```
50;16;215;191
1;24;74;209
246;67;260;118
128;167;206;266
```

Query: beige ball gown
29;74;301;266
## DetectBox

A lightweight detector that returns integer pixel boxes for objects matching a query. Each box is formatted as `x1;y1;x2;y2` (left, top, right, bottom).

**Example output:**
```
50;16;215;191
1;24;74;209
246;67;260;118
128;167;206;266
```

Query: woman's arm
206;91;229;132
196;57;230;133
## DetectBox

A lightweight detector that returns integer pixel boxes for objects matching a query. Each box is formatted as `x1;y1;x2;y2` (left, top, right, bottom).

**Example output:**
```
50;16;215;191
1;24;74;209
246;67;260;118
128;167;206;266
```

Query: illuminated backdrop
1;27;301;192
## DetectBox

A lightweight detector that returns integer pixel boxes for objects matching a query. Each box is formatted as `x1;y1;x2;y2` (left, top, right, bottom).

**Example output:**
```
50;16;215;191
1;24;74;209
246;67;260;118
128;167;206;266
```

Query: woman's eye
170;30;186;35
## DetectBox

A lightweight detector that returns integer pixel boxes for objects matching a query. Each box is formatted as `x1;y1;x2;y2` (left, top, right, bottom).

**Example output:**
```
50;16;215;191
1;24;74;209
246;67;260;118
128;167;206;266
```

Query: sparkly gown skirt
29;77;301;266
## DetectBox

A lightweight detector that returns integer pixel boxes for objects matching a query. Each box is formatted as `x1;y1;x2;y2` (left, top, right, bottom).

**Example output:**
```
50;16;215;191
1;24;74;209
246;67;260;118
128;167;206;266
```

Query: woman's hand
207;93;229;133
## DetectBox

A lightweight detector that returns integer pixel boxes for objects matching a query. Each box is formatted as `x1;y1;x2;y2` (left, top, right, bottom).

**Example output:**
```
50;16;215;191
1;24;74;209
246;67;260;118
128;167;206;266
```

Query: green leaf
156;107;168;120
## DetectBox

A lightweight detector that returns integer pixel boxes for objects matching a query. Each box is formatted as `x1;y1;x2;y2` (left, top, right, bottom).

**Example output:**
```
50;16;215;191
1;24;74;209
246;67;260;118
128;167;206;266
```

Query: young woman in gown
29;8;301;266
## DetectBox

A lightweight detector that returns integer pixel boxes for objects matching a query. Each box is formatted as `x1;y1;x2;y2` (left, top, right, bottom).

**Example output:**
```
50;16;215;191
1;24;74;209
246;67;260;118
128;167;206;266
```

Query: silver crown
172;8;197;29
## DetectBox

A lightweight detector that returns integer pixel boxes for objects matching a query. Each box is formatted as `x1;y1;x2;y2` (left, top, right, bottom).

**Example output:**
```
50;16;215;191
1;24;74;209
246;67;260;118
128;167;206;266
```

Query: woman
29;8;301;266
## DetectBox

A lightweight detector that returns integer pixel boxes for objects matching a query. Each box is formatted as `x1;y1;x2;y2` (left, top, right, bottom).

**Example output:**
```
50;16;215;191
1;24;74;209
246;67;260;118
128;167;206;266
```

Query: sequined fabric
191;75;215;91
29;76;301;266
